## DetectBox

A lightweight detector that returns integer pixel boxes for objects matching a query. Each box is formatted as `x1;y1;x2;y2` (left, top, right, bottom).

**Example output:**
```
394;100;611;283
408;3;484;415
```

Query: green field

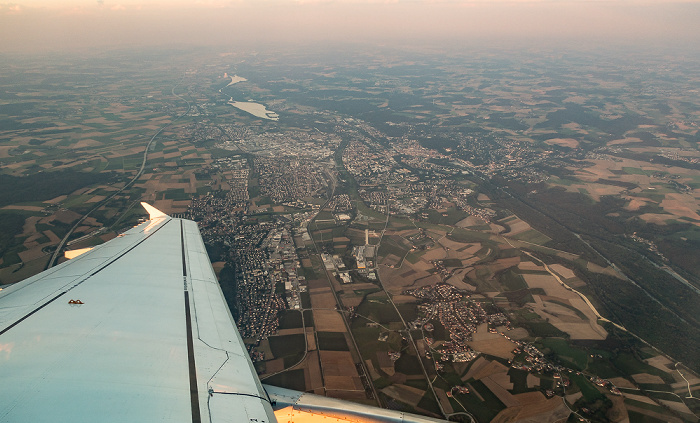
537;338;589;369
268;334;306;358
278;310;304;329
317;331;350;351
263;369;306;391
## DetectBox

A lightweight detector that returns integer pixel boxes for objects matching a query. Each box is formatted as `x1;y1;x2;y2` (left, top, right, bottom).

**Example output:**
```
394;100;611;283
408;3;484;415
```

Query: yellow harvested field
568;182;626;201
82;117;114;124
468;325;517;359
458;243;482;255
349;283;378;291
516;392;570;422
72;139;101;148
455;216;487;228
309;288;337;308
536;299;581;322
378;263;441;295
446;271;477;290
380;384;425;407
623;392;658;405
586;261;624;278
340;295;363;308
490;371;514;390
305;350;323;390
660;193;700;221
0;145;13;158
312;310;346;332
523;274;576;299
549;264;576;279
493;391;571;423
53;210;82;224
505;219;531;235
434;388;454;415
365;359;380;380
605;395;629;423
325;375;364;391
609;377;636;389
501;327;529;340
470;356;510;380
566;278;587;288
463;356;488;381
45;195;68;204
518;261;543;271
86;195;106;203
551;322;606;340
319;351;358;377
625;197;653;211
644;355;674;374
381;254;401;267
438;237;476;252
22;234;43;249
565;392;583;405
43;230;61;244
18;247;48;262
631;373;666;384
545;138;579;148
468;338;517;359
640;213;674;225
391;294;419;304
531;296;607;340
152;199;174;213
609;137;644;145
306;331;317;351
163;151;181;159
419;248;447;261
491;257;521;272
527;374;540;388
2;205;44;212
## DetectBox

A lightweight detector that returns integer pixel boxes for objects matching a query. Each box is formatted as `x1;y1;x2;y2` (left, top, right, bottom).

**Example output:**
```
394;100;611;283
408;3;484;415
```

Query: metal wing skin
0;204;447;423
0;205;275;423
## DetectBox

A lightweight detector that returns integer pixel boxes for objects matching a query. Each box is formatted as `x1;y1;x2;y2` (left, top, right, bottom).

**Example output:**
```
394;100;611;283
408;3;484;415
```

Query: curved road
48;77;192;268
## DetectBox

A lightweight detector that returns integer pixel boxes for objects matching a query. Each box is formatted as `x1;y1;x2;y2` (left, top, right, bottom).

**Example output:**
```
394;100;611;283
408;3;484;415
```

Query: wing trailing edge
265;385;448;422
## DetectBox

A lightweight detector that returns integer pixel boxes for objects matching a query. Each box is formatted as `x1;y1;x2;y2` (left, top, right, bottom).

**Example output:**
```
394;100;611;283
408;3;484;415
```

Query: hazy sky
2;1;700;53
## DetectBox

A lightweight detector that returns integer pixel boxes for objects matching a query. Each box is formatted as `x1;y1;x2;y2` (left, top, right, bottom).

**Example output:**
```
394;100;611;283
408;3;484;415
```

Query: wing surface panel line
0;218;170;302
182;220;203;423
179;218;278;422
0;218;172;337
0;291;66;336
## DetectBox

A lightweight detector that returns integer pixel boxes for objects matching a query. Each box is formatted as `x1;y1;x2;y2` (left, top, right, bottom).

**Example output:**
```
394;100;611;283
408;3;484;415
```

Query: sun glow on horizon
2;0;700;53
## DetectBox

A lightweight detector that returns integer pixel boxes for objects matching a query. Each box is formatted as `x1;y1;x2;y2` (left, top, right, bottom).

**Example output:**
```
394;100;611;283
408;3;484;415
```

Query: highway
48;77;192;268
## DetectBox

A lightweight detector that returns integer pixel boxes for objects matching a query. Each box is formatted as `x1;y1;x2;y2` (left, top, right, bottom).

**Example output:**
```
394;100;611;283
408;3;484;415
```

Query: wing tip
140;202;168;220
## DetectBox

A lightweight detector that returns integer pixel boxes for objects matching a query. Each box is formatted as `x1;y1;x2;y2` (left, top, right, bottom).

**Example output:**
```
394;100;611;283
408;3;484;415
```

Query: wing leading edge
0;205;275;422
0;204;446;422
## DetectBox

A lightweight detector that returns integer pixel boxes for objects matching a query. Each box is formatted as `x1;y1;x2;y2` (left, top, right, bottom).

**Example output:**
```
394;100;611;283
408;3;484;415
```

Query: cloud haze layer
1;1;700;53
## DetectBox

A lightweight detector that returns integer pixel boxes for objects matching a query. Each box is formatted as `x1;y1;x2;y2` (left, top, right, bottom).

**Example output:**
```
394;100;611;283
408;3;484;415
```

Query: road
306;173;381;404
369;206;473;421
48;77;192;268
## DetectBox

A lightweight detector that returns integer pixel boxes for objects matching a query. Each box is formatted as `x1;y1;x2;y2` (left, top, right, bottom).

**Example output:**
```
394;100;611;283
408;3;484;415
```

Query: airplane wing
0;204;446;423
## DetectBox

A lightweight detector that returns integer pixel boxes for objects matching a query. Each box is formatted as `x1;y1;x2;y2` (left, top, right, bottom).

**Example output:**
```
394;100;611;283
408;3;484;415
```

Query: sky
1;0;700;54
